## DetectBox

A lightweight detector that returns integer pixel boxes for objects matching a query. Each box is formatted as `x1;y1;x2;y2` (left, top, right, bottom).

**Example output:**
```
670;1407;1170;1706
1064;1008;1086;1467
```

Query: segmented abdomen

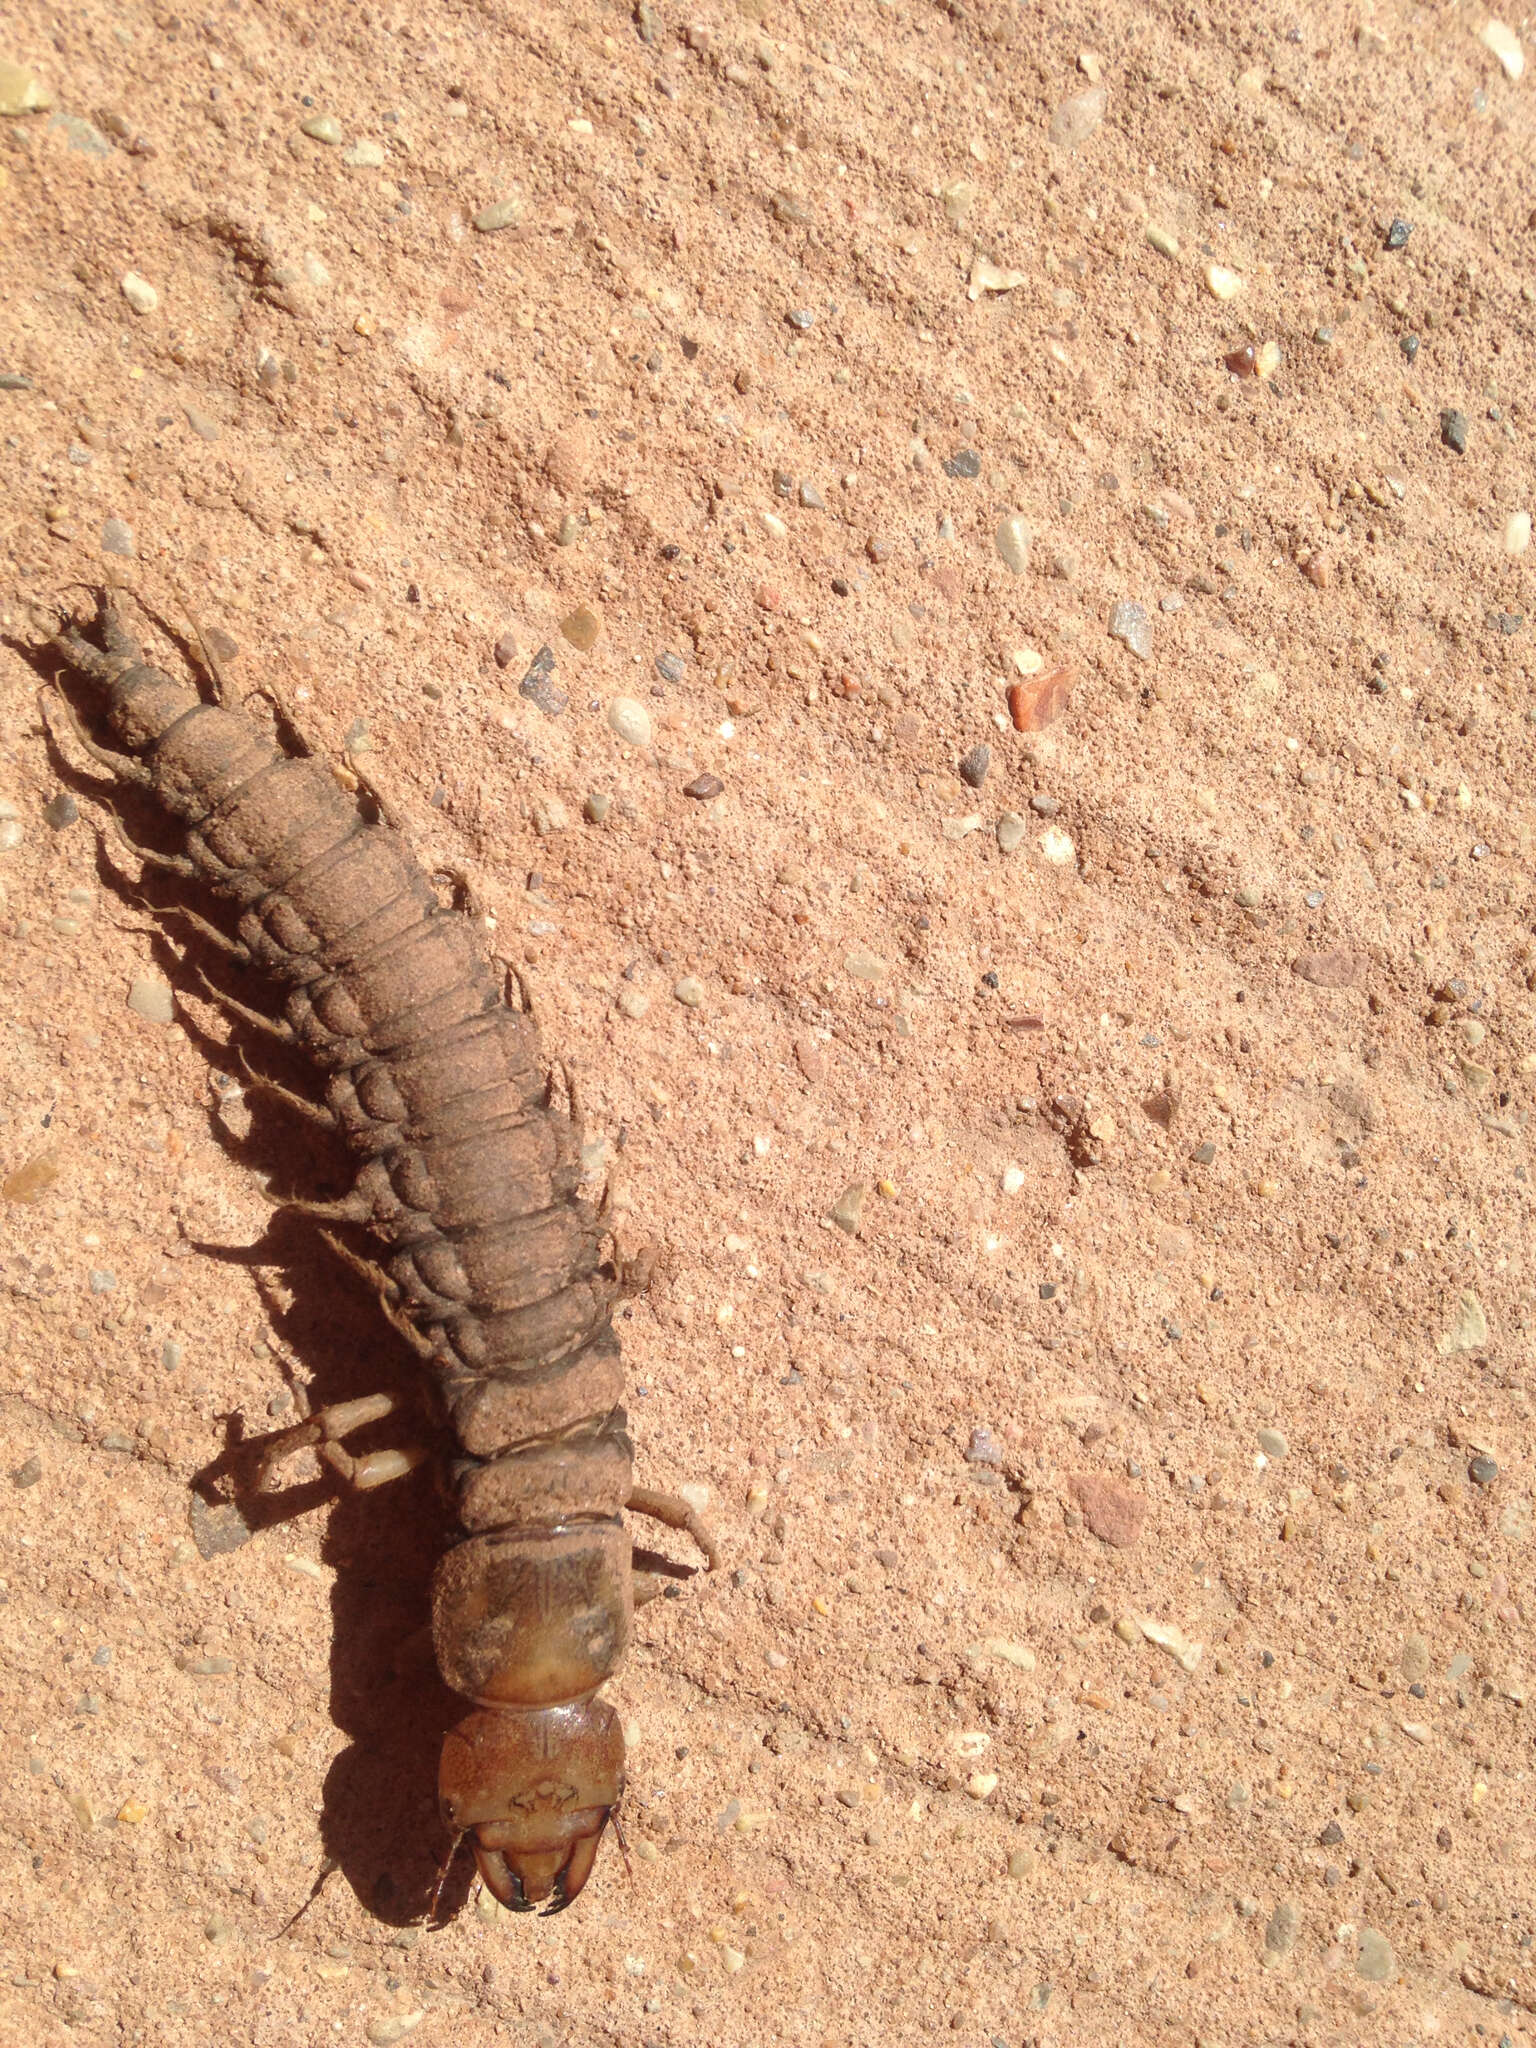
111;668;630;1667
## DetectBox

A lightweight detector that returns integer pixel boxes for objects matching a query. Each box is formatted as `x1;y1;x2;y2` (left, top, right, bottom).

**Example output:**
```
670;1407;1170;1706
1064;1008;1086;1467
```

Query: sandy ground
1;1;1535;2043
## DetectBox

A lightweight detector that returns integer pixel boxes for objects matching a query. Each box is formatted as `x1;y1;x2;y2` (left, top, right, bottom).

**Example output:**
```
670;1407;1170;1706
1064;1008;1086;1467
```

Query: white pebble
607;697;653;747
967;256;1027;299
995;512;1031;575
343;138;386;168
120;271;159;315
366;2014;424;2045
678;1481;710;1514
966;1772;1000;1801
1204;263;1244;301
673;976;704;1008
1001;1165;1026;1196
127;975;174;1024
1480;17;1525;78
1038;825;1076;866
1504;509;1531;555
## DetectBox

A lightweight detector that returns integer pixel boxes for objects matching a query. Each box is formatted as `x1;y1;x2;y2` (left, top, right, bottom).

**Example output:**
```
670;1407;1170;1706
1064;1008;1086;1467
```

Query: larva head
439;1701;625;1914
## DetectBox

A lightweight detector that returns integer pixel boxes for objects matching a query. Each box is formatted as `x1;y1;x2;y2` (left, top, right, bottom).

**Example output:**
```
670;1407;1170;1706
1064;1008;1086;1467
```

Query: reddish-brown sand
1;3;1533;2044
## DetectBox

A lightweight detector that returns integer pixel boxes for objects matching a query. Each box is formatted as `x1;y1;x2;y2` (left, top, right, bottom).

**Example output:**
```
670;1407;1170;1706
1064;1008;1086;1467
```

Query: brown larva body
46;595;693;1915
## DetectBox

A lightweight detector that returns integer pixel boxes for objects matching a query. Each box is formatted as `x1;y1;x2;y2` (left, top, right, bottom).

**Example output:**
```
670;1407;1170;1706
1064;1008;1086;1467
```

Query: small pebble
120;271;159;315
1029;793;1060;816
1479;17;1525;79
1440;409;1469;455
1257;1428;1289;1459
966;1427;1002;1466
673;976;704;1008
1107;600;1152;660
0;60;52;114
995;512;1031;575
1007;666;1071;732
343;138;386;168
299;112;344;144
1265;1900;1299;1955
683;773;724;800
101;518;135;557
366;2015;425;2047
184;405;221;442
584;792;611;824
943;449;980;480
656;651;687;683
1048;85;1106;149
786;308;815;330
1400;333;1420;364
1145;224;1179;258
798;480;826;508
830;1182;866;1235
88;1269;116;1295
1356;1928;1396;1984
127;975;174;1023
608;697;653;747
996;812;1026;853
559;605;602;651
43;792;78;830
959;743;990;789
1384;218;1413;250
1204;264;1245;300
617;988;649;1020
1503;510;1531;555
1468;1455;1498;1487
516;646;566;718
473;196;526;233
844;947;887;981
11;1455;42;1489
1038;826;1075;867
493;628;519;669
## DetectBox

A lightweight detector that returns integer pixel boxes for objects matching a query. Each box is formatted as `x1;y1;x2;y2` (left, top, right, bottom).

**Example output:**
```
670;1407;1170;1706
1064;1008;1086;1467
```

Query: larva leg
159;901;252;962
627;1486;719;1573
39;682;153;788
267;1188;374;1226
257;1392;427;1493
194;967;295;1041
105;812;199;881
498;958;538;1019
353;757;408;835
316;1227;437;1361
236;1049;338;1130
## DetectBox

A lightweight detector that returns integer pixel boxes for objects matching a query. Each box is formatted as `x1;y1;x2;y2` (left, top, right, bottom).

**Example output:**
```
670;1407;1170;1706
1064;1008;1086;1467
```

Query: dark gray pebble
1400;334;1420;364
684;773;724;800
1468;1456;1498;1487
1440;409;1469;454
959;743;990;788
943;449;981;480
1029;793;1060;817
10;1455;42;1489
518;645;567;718
656;651;687;683
0;372;34;392
1385;218;1413;250
43;792;79;830
786;308;815;330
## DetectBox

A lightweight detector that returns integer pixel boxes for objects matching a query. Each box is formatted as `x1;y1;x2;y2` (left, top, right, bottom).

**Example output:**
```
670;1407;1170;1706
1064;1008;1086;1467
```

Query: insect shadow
18;627;476;1929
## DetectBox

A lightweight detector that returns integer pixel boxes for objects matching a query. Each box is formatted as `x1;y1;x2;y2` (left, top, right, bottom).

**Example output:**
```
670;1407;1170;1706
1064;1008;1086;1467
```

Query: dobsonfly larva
36;591;716;1916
